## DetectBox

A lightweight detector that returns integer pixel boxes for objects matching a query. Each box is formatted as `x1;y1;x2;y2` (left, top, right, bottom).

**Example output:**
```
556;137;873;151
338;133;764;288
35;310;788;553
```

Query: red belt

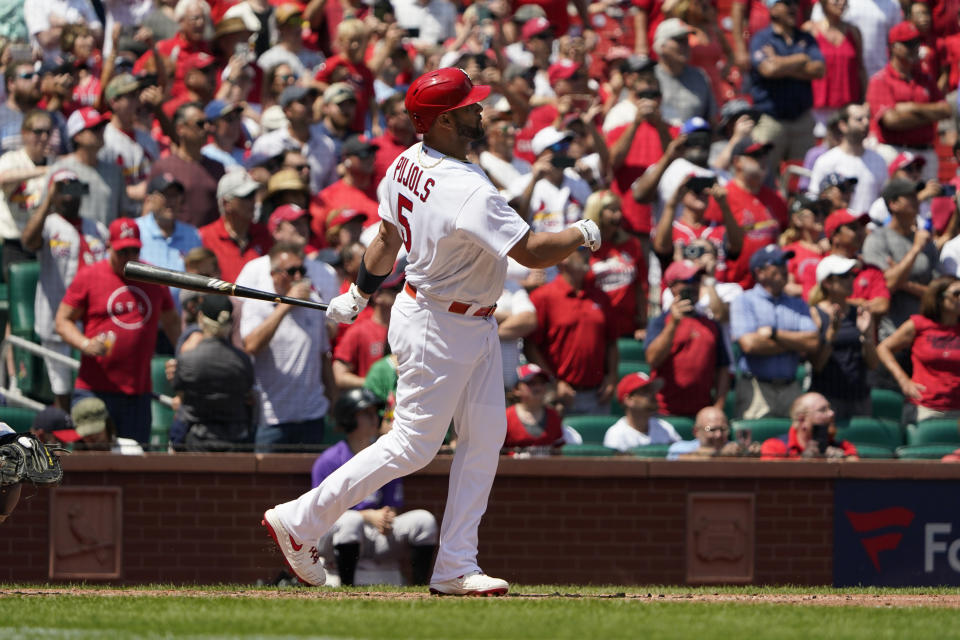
405;282;497;318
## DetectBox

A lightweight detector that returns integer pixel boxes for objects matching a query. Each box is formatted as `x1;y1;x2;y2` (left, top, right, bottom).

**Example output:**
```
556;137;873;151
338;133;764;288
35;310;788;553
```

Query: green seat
849;443;895;459
617;360;650;379
0;406;39;432
617;337;646;363
871;388;905;423
907;419;960;446
896;444;959;460
630;443;672;458
724;389;736;420
7;261;51;402
836;417;904;449
731;417;791;443
150;356;174;450
662;415;695;440
563;414;618;445
561;444;616;457
321;415;346;446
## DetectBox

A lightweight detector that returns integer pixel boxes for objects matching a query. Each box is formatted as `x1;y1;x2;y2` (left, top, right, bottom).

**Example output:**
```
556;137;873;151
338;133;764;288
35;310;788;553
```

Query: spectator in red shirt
583;189;649;339
332;265;403;388
805;0;867;134
314;18;375;134
878;275;960;422
866;21;951;181
910;0;941;81
720;138;789;288
54;218;180;445
310;135;380;245
646;259;730;416
141;0;213;100
371;93;417;188
503;364;566;453
514;58;590;164
760;392;859;459
526;248;619;415
199;169;273;282
779;195;829;298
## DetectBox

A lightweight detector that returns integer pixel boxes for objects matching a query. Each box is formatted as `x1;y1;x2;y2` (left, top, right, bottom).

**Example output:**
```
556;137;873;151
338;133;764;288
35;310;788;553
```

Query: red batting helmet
404;68;491;134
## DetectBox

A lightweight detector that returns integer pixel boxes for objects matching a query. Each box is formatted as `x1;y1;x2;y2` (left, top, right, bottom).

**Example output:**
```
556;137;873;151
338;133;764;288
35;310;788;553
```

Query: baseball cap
616;371;664;404
244;136;293;169
267;203;309;234
275;3;304;25
147;172;184;194
109;217;142;251
824;209;870;238
731;137;772;158
531;126;573;156
621;55;656;74
279;85;318;108
217;169;260;201
517;363;550;384
183;51;217;71
342;134;379;157
105;73;140;101
260;105;288;133
888;151;926;176
889;21;922;45
513;4;546;23
199;294;234;324
663;259;704;285
680;116;711;136
882;178;924;204
204;100;243;121
326;208;368;230
547;59;582;85
33;406;79;443
50;168;82;185
816;255;858;284
70;397;109;438
322;82;356;105
653;18;692;52
266;168;308;196
818;172;858;193
719;98;759;130
66;107;109;139
521;16;552;40
789;194;828;216
749;244;795;271
214;16;251;40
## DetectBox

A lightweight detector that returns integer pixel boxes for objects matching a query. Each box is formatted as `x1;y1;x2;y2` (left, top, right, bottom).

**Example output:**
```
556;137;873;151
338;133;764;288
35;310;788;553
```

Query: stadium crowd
0;0;959;461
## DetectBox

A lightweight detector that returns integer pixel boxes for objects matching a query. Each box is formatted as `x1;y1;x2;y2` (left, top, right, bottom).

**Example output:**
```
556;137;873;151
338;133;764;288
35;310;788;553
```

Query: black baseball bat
122;262;329;311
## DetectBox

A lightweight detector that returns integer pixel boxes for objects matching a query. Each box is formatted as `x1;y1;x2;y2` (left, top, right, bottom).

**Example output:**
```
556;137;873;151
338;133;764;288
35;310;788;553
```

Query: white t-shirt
0;148;47;240
392;0;457;46
505;170;592;235
24;0;102;60
497;281;536;389
235;254;340;307
479;151;531;192
378;142;530;307
940;234;960;276
807;146;888;214
810;0;901;78
603;416;681;451
100;122;158;188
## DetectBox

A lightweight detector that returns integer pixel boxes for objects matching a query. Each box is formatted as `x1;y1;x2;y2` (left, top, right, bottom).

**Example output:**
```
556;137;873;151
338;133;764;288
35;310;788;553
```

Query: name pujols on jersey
392;155;435;203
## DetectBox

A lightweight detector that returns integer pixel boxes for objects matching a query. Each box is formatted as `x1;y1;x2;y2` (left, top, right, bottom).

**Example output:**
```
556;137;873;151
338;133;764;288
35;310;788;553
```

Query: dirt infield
4;588;960;608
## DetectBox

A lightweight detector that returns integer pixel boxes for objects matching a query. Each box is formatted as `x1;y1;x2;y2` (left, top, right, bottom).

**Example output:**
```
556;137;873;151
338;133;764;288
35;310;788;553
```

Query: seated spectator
0;110;53;274
646;260;730;417
526;248;618;415
22;169;108;411
583;190;648;339
877;276;960;422
199;169;273;282
201;101;247;169
504;364;566;454
760;392;858;459
808;255;880;421
174;295;256;452
54;219;180;444
148;103;226;229
652;18;717;126
731;245;819;419
603;372;681;451
311;388;437;586
239;243;334;452
332;266;404;388
667;406;761;459
310;135;380;246
67;397;144;454
780;195;829;298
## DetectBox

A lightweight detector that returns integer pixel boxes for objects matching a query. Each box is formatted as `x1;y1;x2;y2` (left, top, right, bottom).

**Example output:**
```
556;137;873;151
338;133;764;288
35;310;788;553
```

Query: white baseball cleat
429;571;509;596
262;508;326;586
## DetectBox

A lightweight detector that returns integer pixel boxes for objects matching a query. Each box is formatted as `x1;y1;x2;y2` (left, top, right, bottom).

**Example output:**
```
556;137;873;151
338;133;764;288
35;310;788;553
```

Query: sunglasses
17;71;37;80
637;89;662;100
286;163;310;172
29;128;51;136
189;119;209;128
279;265;306;277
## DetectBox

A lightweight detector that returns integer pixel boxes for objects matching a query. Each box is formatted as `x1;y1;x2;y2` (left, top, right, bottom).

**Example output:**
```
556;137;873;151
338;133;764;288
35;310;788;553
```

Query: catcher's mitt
0;432;66;487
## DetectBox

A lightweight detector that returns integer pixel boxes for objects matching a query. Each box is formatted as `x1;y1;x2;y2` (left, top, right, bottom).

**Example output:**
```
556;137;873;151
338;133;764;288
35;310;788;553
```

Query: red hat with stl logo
110;218;142;251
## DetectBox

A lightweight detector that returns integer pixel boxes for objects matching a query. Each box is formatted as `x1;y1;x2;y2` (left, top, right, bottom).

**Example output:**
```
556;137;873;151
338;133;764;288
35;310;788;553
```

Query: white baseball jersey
100;122;158;187
505;169;591;236
378;142;530;307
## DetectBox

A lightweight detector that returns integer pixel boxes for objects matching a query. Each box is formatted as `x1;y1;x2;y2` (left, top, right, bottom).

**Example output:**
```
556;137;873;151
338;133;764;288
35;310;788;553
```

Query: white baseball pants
274;291;507;582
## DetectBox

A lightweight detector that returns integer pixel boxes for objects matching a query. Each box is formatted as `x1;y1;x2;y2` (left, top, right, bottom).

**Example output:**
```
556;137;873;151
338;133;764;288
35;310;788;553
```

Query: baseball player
263;67;601;596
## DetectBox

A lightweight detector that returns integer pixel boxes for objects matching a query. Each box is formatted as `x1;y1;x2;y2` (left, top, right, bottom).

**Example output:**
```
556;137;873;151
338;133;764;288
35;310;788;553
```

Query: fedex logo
845;507;914;572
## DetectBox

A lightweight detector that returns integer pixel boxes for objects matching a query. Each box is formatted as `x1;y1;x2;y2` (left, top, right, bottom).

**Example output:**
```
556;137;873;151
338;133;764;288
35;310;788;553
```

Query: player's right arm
508;226;596;269
358;221;404;300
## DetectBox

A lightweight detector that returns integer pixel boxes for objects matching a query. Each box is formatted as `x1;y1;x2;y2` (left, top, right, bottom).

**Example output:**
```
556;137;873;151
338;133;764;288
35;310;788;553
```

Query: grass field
2;585;960;640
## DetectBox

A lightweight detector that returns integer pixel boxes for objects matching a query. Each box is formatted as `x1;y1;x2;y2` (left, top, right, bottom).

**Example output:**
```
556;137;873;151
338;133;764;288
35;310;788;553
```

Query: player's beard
456;117;485;141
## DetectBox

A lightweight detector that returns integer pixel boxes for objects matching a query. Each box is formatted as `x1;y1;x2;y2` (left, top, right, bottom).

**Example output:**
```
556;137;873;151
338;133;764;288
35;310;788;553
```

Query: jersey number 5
397;194;413;252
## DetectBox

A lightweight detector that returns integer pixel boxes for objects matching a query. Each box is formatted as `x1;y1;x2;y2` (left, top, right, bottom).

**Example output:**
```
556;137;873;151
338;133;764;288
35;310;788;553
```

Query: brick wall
0;455;947;586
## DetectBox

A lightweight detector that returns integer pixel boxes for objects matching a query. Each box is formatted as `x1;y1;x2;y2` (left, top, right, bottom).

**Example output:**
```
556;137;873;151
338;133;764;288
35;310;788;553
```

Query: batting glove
325;283;368;324
574;219;601;251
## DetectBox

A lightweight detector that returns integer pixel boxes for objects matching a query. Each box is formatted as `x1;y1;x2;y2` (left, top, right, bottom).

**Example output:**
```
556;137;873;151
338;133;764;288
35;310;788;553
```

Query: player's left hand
326;283;368;324
573;219;601;251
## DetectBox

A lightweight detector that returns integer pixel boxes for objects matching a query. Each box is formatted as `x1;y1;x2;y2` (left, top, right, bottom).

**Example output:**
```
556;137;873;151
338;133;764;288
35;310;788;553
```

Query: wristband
356;255;392;295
